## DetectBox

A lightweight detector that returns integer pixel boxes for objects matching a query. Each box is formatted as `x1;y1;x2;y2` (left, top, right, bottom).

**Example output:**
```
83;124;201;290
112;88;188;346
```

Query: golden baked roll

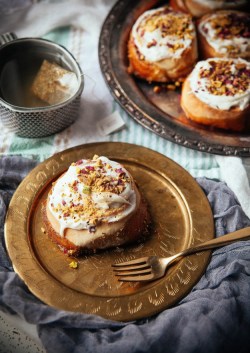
127;6;198;83
43;155;151;256
169;0;248;18
198;11;250;60
181;58;250;131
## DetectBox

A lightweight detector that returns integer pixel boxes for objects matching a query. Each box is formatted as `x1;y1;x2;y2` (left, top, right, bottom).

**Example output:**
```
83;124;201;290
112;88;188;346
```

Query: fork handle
180;226;250;258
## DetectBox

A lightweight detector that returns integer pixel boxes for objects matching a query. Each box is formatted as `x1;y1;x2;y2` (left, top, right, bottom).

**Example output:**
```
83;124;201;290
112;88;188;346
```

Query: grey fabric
0;0;33;34
1;156;250;353
0;156;37;271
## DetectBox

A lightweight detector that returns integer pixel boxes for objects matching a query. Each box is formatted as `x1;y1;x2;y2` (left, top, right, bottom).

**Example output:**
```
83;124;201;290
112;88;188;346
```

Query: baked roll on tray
169;0;248;18
127;6;198;83
198;10;250;60
42;155;151;256
181;58;250;131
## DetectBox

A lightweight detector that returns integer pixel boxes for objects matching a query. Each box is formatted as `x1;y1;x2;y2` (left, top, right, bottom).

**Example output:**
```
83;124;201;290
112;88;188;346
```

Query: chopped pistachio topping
141;7;194;50
69;261;78;269
199;60;250;96
200;12;250;55
204;13;250;41
49;156;137;236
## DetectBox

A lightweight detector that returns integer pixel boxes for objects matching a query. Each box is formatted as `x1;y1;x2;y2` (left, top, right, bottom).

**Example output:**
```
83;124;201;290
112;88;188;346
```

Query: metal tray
98;0;250;156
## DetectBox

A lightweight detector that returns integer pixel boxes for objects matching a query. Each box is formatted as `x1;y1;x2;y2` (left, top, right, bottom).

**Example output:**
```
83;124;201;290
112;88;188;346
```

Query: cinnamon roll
197;10;250;60
169;0;248;18
181;58;250;131
127;6;198;83
43;155;151;256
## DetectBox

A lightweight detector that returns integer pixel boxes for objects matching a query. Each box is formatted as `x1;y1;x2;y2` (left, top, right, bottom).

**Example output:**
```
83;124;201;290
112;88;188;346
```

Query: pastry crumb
69;260;78;269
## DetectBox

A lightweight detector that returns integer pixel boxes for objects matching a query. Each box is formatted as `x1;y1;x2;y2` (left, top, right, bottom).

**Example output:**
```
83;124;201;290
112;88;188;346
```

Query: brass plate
98;0;250;156
5;142;214;321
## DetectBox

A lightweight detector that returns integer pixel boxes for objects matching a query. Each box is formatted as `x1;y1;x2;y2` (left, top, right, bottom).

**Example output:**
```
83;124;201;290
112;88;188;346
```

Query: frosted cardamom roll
43;155;151;255
192;0;247;9
48;156;137;236
127;6;198;82
198;11;250;59
189;58;250;110
169;0;248;18
132;7;195;62
181;57;250;131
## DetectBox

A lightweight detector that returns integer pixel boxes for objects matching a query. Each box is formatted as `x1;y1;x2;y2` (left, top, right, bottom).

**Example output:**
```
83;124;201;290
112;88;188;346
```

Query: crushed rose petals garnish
50;156;133;233
199;60;250;96
200;12;250;54
137;6;194;56
203;13;250;40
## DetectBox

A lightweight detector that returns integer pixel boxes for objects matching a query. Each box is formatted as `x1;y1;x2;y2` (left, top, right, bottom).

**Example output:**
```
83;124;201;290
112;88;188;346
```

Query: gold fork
112;227;250;282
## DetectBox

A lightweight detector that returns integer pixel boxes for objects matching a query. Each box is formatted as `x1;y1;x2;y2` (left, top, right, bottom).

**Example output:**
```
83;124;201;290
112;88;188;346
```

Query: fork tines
112;256;149;267
113;267;152;276
112;257;154;281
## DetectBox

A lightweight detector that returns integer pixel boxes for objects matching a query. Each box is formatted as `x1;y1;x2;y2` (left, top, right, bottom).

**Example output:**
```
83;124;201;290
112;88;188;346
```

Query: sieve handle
0;33;18;46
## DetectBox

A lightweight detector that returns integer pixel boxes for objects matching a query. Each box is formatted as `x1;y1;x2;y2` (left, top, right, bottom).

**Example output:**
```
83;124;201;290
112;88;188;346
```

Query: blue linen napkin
1;155;250;353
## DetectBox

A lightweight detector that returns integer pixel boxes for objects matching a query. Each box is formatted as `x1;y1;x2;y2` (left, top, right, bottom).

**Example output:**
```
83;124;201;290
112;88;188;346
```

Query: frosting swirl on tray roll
131;6;196;62
192;0;247;9
198;11;250;57
48;156;137;236
189;58;250;111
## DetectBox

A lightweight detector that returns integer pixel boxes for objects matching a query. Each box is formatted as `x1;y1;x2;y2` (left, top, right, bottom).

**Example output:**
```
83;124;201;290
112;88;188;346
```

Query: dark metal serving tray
98;0;250;156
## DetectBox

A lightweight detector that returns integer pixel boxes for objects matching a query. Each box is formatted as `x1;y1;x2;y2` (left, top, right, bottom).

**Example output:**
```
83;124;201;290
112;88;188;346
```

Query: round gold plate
5;142;214;321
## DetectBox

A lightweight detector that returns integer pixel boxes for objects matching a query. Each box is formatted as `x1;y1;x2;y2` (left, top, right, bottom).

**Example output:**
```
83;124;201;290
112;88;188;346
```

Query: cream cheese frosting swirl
199;12;250;56
48;156;137;236
189;58;250;110
192;0;247;9
131;6;195;62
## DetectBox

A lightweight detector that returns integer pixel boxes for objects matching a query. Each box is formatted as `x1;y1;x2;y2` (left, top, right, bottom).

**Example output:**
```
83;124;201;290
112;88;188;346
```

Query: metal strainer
0;33;84;138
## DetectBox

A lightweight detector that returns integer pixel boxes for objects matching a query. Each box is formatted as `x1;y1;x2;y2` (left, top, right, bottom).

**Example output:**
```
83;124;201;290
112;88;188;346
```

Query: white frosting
189;58;250;110
131;7;195;62
48;156;137;236
198;13;250;55
193;0;247;9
